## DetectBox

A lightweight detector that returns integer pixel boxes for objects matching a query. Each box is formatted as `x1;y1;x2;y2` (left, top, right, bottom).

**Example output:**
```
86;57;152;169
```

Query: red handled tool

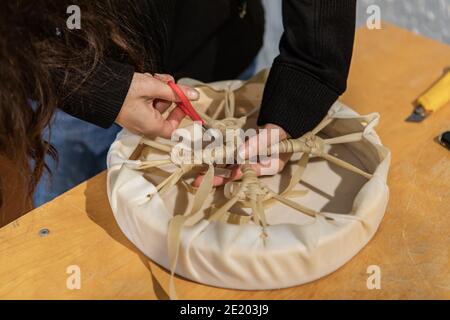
167;81;205;126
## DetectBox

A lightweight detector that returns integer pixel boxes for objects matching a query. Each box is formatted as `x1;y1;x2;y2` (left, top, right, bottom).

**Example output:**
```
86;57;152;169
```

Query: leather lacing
132;79;375;299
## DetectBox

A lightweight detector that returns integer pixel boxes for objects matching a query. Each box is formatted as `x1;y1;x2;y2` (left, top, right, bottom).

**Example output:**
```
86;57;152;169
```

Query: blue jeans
34;111;122;207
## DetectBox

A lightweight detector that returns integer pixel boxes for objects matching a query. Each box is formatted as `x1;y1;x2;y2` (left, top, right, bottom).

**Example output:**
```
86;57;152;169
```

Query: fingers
191;152;291;188
153;73;175;83
192;166;239;188
192;164;256;188
154;99;172;113
154;73;200;99
191;123;291;188
238;124;288;161
143;73;199;102
257;153;291;176
192;174;230;188
178;84;200;100
193;165;233;187
158;107;186;139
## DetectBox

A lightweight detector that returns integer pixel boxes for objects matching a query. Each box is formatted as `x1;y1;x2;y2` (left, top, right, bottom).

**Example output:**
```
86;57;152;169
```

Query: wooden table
1;24;449;300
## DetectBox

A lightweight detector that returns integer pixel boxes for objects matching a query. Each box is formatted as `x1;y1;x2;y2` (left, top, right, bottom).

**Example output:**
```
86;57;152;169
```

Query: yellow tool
406;69;450;122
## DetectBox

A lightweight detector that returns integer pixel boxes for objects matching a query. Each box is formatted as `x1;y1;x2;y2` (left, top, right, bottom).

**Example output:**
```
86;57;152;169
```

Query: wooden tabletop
1;24;449;300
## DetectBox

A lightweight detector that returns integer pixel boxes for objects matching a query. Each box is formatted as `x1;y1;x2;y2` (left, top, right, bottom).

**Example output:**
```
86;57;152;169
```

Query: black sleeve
59;59;135;128
257;0;357;138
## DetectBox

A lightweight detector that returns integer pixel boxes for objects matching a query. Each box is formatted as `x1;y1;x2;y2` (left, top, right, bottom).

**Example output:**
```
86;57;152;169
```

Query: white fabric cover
107;79;390;291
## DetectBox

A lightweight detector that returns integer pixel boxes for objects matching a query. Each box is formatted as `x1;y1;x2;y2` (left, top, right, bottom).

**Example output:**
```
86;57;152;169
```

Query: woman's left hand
192;124;291;187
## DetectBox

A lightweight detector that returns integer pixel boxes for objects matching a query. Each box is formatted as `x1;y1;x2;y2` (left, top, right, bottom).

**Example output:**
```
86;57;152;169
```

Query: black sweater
60;0;356;138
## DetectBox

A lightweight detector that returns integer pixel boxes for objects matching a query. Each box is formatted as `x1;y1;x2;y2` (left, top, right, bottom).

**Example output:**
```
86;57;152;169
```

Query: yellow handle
417;71;450;112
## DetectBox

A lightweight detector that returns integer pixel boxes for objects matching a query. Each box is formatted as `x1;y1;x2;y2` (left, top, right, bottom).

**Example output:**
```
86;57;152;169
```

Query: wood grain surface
0;23;449;300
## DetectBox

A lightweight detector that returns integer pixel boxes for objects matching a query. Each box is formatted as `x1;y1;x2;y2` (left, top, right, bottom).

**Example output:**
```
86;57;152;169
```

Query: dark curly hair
0;1;147;217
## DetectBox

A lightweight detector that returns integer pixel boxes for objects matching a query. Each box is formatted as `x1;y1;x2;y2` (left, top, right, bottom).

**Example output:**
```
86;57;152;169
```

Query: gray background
257;0;450;69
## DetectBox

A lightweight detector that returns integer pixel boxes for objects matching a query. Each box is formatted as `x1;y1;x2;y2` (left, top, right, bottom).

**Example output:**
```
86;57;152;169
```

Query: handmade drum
107;70;391;298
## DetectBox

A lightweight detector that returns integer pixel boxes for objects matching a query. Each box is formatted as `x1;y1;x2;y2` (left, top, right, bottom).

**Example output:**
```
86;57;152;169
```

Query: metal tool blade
405;105;427;122
406;112;425;122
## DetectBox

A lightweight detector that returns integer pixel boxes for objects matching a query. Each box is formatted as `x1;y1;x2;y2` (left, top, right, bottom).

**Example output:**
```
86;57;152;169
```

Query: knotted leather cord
208;86;236;119
157;165;195;196
130;77;376;299
185;76;262;131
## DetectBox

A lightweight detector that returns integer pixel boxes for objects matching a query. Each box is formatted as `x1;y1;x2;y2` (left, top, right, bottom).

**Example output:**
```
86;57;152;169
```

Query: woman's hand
192;124;292;187
115;73;199;139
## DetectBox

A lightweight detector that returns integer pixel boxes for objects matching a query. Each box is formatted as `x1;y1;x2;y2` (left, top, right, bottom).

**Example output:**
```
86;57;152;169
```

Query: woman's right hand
115;72;199;139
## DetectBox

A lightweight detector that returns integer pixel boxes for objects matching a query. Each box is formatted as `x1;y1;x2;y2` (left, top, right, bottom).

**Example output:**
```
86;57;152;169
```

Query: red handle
167;81;205;125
